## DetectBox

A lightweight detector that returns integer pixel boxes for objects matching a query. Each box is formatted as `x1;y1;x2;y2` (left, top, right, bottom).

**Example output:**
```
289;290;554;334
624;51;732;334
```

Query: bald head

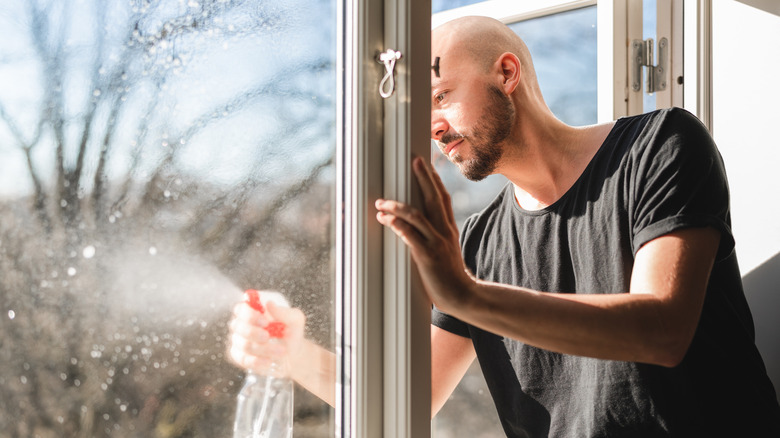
433;16;538;90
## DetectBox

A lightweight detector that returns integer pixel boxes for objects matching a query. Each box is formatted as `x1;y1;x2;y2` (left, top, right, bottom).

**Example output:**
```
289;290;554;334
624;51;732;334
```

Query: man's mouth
443;139;463;158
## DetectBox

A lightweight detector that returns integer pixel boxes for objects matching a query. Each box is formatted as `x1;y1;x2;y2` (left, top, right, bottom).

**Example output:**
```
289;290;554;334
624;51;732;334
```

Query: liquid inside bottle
233;313;293;438
233;371;293;438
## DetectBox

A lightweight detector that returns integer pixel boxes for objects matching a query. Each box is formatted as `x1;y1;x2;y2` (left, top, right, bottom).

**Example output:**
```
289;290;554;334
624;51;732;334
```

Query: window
0;0;339;435
433;0;485;14
0;0;436;436
8;0;750;436
623;0;684;115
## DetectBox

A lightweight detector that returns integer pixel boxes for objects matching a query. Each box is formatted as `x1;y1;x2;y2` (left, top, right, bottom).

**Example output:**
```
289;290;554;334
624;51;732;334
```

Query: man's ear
496;52;521;95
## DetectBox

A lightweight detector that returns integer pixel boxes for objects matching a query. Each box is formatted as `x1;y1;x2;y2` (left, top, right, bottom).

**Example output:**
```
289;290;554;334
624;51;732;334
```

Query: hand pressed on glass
375;157;475;314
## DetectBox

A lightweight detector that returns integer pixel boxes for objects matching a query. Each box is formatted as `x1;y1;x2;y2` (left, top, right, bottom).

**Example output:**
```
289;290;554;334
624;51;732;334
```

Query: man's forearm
449;281;683;365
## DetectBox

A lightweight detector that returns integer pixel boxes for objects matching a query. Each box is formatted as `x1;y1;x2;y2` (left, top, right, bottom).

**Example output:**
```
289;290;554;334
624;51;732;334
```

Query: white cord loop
378;49;402;98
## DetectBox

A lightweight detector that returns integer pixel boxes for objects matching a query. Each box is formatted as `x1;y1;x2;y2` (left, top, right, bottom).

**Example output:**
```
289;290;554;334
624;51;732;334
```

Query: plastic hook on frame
378;49;402;99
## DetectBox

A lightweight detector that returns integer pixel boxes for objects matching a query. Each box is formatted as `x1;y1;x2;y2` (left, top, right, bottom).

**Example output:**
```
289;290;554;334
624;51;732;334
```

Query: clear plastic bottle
232;368;293;438
233;291;293;438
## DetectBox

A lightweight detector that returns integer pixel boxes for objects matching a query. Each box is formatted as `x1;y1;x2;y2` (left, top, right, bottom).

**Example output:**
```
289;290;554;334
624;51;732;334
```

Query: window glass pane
509;8;598;127
0;0;337;436
433;0;484;14
431;6;597;437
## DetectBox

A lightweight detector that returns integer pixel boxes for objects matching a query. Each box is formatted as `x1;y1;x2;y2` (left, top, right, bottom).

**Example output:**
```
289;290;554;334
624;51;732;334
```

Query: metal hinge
631;37;668;94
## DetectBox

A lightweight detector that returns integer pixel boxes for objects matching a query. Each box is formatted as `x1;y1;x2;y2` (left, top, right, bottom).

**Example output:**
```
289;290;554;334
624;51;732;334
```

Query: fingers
229;336;287;373
412;156;437;205
412;156;458;235
228;293;308;376
266;301;306;330
412;157;450;228
375;157;457;244
428;162;456;227
232;351;281;373
233;301;270;327
375;199;433;246
229;326;287;358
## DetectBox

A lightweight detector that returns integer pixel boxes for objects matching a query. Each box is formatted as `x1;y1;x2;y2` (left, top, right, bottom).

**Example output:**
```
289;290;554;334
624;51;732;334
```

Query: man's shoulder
644;107;716;157
633;107;709;142
621;106;699;125
613;107;702;136
610;107;713;161
460;183;515;240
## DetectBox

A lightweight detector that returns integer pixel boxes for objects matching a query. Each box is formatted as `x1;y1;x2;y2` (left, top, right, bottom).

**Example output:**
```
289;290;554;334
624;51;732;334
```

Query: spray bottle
233;290;293;438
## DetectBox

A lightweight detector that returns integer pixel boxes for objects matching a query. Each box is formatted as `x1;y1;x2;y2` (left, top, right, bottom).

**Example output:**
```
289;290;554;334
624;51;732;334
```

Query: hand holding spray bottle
233;290;293;438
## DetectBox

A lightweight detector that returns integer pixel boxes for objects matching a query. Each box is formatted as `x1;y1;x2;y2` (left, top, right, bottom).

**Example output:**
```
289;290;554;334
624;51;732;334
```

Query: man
230;16;780;436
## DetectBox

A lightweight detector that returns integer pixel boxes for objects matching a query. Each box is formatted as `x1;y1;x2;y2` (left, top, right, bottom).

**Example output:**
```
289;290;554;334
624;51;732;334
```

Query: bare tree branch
110;88;162;218
218;155;333;268
0;100;52;231
27;0;71;225
71;1;108;196
92;92;127;222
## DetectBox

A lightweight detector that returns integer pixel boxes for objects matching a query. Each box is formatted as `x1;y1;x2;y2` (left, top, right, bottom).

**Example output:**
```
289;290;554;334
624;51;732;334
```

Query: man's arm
459;226;718;366
376;157;719;367
431;325;476;417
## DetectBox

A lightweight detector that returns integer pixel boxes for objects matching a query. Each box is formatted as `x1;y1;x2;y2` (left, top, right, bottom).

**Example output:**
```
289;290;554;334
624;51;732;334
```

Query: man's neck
502;120;615;211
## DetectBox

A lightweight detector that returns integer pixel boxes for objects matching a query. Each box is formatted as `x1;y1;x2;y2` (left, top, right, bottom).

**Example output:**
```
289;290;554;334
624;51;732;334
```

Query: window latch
377;49;402;98
631;37;668;94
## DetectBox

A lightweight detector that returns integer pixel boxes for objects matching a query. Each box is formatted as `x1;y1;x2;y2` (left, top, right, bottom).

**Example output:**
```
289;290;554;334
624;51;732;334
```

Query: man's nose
431;115;448;141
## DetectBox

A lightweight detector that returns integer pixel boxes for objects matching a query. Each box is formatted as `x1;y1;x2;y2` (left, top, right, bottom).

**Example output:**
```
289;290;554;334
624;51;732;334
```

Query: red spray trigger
244;289;265;313
266;321;286;339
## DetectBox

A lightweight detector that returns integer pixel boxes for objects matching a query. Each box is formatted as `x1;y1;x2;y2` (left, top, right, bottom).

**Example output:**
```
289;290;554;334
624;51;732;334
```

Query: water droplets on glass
83;245;96;259
1;0;337;435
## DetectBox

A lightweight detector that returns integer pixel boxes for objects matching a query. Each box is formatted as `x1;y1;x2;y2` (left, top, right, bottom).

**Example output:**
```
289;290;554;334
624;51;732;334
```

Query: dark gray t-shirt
433;108;780;437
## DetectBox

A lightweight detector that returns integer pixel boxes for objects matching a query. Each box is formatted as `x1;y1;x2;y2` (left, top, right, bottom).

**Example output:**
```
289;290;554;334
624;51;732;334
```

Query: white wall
711;0;780;400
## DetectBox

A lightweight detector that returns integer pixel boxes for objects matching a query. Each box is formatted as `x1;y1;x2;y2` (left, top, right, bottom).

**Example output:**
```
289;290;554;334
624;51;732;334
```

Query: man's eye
435;92;447;103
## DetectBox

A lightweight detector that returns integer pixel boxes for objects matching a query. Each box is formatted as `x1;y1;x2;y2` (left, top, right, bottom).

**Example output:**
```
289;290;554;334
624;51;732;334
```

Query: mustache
438;132;465;149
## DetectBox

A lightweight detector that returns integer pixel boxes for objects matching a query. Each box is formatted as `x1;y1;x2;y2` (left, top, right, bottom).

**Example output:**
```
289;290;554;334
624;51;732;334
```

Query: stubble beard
442;85;514;182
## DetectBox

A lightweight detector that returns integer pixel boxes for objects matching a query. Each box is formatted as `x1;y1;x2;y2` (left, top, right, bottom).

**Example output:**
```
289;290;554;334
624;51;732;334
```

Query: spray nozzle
244;289;265;313
244;290;286;338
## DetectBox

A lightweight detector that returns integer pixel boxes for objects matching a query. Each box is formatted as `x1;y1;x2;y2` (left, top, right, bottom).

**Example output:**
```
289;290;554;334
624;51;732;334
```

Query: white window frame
599;0;685;121
654;0;685;110
338;0;431;436
686;0;713;130
381;0;433;436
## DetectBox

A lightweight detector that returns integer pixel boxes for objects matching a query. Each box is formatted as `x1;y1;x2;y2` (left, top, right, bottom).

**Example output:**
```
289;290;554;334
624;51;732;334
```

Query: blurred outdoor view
0;0;336;436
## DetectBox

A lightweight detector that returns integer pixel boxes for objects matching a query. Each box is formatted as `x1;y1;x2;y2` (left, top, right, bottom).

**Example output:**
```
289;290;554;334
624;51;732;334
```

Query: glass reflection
0;0;336;436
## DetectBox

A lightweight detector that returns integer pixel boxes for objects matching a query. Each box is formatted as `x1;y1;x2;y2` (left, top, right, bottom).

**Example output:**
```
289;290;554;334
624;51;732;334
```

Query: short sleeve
431;306;471;338
630;108;735;260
